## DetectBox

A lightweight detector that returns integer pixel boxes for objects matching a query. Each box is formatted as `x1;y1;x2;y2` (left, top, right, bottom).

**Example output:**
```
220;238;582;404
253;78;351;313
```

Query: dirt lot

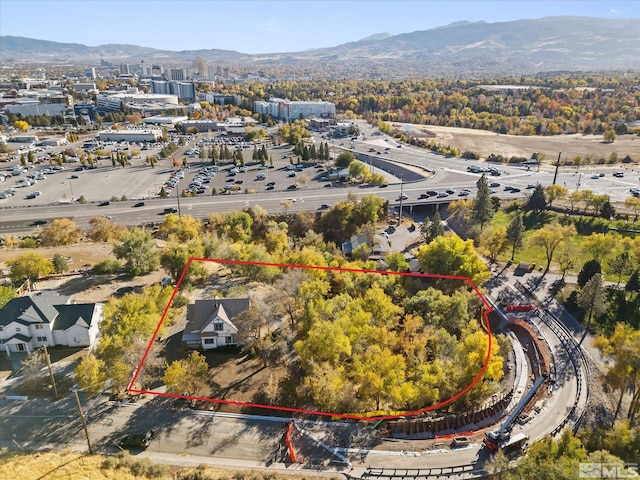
395;124;640;163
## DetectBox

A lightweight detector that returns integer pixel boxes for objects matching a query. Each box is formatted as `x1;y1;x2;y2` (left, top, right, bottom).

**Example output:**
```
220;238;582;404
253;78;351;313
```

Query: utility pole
43;344;58;399
398;176;404;224
73;389;93;454
176;181;181;218
552;152;561;185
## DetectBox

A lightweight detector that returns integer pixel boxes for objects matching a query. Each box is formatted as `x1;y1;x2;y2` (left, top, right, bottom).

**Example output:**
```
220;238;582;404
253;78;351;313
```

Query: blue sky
1;0;638;54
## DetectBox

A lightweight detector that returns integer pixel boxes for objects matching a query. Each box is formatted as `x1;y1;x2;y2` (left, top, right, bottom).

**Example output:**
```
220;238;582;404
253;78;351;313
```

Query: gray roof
6;333;32;343
52;304;97;331
184;298;249;334
0;292;71;327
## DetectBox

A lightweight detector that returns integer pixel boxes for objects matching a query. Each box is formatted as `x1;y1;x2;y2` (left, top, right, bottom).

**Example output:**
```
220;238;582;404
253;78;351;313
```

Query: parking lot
0;133;354;209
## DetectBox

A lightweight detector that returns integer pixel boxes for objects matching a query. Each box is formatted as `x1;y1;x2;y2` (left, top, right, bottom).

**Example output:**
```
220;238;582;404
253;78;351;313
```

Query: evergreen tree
626;270;640;293
577;274;608;327
471;174;493;230
527;184;547;214
506;215;525;261
578;259;602;288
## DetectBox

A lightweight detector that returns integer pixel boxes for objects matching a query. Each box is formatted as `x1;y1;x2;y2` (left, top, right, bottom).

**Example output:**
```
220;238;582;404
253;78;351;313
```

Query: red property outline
127;258;493;421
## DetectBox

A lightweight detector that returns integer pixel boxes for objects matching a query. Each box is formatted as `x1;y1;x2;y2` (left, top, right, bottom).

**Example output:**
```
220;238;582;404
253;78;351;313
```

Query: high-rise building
119;64;130;75
191;57;208;79
169;68;186;81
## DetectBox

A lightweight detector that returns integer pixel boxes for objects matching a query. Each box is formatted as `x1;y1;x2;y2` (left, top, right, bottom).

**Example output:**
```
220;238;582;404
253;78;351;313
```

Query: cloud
609;9;619;14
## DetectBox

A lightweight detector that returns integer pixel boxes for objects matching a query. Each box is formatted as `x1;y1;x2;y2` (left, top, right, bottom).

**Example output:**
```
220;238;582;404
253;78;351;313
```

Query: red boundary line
127;258;494;421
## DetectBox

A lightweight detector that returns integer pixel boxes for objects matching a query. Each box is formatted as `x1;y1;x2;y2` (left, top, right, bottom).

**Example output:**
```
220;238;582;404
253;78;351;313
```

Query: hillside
1;16;638;75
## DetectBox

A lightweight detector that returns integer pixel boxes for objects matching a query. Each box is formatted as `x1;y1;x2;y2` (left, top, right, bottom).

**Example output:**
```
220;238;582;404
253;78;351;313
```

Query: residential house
0;291;103;357
181;298;250;350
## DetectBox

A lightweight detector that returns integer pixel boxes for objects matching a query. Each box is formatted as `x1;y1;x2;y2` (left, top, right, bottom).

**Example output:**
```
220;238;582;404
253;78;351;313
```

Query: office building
253;98;336;121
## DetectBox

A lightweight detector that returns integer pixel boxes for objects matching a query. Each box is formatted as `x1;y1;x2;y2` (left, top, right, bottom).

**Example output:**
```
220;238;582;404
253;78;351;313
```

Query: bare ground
394;124;640;163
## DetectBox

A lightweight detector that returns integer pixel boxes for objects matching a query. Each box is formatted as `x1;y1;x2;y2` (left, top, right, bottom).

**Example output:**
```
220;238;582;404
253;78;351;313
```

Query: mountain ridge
1;16;638;75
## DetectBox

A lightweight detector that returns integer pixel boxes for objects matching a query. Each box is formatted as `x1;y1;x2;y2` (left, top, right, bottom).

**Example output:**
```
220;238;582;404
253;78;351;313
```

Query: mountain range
1;16;639;76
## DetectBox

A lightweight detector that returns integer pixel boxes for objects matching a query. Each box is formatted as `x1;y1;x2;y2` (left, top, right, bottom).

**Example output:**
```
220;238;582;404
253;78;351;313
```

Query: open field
395;124;640;163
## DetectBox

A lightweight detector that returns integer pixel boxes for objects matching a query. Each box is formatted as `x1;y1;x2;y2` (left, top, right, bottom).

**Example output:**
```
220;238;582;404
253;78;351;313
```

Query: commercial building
143;115;189;125
96;88;178;112
199;93;241;105
98;129;162;142
254;98;335;121
5;103;66;117
180;119;219;132
150;81;196;102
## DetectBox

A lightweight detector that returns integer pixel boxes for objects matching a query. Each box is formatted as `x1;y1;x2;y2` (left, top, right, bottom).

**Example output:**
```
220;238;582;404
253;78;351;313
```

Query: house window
37;336;47;342
35;324;44;330
213;322;224;332
203;338;215;345
15;327;21;332
225;336;235;344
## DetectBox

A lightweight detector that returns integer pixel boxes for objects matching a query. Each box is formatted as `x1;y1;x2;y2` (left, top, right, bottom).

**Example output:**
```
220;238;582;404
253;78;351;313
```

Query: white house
0;291;103;357
181;298;249;350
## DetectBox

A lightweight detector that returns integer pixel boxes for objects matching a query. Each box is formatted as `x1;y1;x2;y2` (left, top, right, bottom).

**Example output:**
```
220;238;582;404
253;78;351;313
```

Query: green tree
421;211;445;244
577;274;608;328
471;174;493;230
604;129;617;143
160;239;207;284
7;253;54;284
384;252;409;272
479;226;508;262
348;160;366;181
112;228;159;277
527;184;547;214
163;351;209;396
0;285;15;309
335;151;355;168
51;253;69;274
528;223;577;273
577;259;602;288
75;355;108;395
506;215;525;261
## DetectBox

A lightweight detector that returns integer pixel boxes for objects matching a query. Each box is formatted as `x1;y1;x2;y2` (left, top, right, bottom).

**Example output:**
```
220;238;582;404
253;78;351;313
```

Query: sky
1;0;638;54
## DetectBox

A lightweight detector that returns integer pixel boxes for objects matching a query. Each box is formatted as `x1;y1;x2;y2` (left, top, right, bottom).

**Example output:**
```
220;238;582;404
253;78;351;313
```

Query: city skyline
1;0;638;55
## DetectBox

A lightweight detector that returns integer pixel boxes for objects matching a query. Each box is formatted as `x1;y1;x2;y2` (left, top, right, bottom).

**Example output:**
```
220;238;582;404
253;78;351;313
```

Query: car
319;204;330;209
436;192;449;198
591;173;600;179
133;201;145;207
33;219;48;226
74;166;84;172
397;194;409;200
26;192;38;199
378;184;388;188
239;166;248;173
510;188;521;193
257;165;267;170
419;193;429;199
70;174;79;179
118;430;155;449
266;185;275;190
489;182;501;188
288;171;297;177
426;190;438;196
286;197;297;202
396;145;402;148
458;190;470;196
504;185;514;191
266;181;276;186
98;200;110;207
287;183;299;190
164;207;178;214
613;171;624;178
445;189;455;195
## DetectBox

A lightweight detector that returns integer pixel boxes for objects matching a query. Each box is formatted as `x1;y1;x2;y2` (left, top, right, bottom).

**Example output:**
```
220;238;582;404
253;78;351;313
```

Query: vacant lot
396;124;640;163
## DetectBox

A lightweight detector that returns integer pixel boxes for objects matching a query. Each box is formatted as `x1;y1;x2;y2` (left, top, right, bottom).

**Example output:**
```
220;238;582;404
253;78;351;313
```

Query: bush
461;151;480;160
110;196;119;202
19;237;38;248
77;195;87;204
92;258;122;274
172;294;190;308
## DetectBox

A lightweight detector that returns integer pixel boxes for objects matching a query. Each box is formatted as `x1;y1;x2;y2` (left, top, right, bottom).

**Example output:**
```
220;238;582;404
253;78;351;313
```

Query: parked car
133;201;145;207
118;430;155;449
613;171;624;178
99;201;110;206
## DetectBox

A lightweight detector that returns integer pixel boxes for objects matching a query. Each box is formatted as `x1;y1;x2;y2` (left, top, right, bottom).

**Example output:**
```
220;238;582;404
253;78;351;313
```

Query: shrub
171;294;190;308
92;258;122;274
19;237;38;248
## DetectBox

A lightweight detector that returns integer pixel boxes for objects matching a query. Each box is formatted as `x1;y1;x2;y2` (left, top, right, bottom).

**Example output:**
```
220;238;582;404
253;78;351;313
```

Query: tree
545;184;568;208
624;196;640;222
626;270;640;294
160;239;206;285
471;174;493;230
87;216;126;242
157;214;201;243
528;223;577;273
335;151;355;168
583;233;615;264
163;351;209;396
385;252;409;272
112;228;159;277
75;354;108;395
51;253;69;274
577;259;602;288
479;226;508;262
421;211;445;243
604;129;617;143
527;184;547;214
506;215;525;261
348;160;366;181
7;253;54;284
39;218;82;246
577;274;608;327
0;285;15;309
14;120;29;132
415;234;491;285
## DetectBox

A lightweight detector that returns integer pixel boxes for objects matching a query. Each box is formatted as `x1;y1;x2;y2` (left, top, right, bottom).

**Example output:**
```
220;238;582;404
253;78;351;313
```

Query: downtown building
253;98;336;121
151;80;196;102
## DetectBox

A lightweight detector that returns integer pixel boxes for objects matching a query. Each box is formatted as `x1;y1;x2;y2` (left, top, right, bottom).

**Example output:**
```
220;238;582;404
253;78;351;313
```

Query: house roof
183;298;249;334
52;304;97;331
0;291;71;327
5;333;32;343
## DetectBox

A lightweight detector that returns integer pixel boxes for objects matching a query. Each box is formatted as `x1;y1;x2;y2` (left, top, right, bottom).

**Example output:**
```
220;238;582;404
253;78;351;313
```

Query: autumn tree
75;355;108;395
479;226;508;262
624;196;640;222
7;253;54;284
415;234;491;284
583;232;615;264
87;216;126;242
163;351;209;396
544;184;568;208
112;227;159;276
156;214;201;243
39;218;82;246
159;238;207;284
528;223;577;273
